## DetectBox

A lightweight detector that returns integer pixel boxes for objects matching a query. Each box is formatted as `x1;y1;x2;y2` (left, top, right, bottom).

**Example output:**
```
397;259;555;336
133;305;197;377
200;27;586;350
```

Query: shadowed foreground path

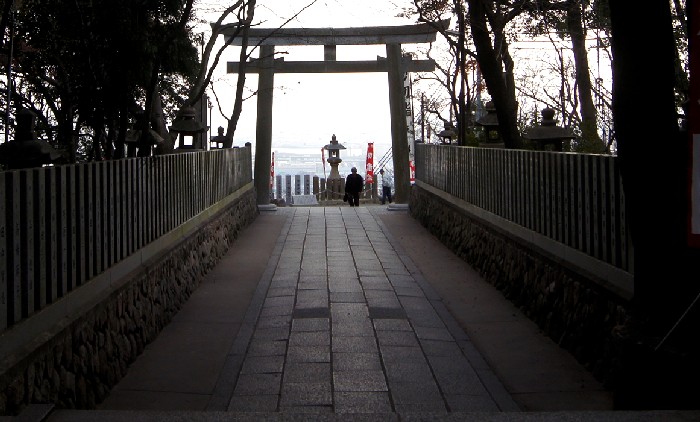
31;205;699;421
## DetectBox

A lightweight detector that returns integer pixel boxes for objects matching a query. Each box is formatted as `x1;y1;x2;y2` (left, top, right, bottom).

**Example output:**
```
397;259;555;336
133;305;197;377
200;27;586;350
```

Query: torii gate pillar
254;45;275;205
386;43;410;204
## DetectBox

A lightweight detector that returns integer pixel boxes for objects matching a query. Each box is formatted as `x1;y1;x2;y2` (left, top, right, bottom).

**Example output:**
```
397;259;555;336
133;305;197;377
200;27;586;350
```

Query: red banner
270;152;274;189
365;142;374;184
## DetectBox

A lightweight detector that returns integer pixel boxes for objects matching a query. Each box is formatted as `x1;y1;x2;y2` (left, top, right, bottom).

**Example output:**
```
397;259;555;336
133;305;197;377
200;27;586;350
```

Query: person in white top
379;168;393;205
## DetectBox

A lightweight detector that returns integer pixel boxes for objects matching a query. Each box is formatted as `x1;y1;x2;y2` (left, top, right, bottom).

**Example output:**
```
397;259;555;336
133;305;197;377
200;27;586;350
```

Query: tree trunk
226;0;256;148
609;0;698;409
153;93;173;154
566;0;605;153
467;0;521;148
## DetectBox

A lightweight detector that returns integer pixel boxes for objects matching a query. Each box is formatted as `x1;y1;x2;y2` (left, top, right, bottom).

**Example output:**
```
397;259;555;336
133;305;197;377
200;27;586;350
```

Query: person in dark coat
345;167;364;207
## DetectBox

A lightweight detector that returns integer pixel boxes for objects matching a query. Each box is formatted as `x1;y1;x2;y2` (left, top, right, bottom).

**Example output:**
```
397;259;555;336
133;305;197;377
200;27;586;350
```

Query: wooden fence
0;147;252;332
414;144;632;273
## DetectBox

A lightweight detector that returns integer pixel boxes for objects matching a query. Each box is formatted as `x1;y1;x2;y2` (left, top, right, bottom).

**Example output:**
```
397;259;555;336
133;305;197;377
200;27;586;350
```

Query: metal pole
5;5;14;144
421;93;425;143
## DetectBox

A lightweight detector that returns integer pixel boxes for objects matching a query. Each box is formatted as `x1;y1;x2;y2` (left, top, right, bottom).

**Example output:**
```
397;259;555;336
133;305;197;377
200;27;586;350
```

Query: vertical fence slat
591;156;601;260
23;170;35;316
171;155;177;231
95;162;104;276
138;159;145;249
576;154;584;250
176;155;183;227
554;153;563;243
58;166;68;297
158;158;165;237
148;158;155;243
61;165;75;295
526;152;534;230
164;157;171;235
143;159;150;245
618;160;631;271
35;169;46;310
561;155;569;246
106;161;114;267
115;160;122;263
46;168;57;303
600;157;610;264
134;160;140;249
513;151;520;226
183;154;189;223
148;157;154;244
0;172;6;330
535;152;542;232
546;153;554;238
153;157;159;240
98;162;106;272
608;157;619;268
583;155;592;255
504;149;509;218
186;154;192;220
493;149;500;216
126;159;134;256
194;154;201;216
11;172;22;322
85;163;94;279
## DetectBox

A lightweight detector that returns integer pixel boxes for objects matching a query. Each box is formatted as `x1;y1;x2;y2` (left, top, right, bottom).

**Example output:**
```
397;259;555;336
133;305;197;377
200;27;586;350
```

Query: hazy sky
197;1;422;160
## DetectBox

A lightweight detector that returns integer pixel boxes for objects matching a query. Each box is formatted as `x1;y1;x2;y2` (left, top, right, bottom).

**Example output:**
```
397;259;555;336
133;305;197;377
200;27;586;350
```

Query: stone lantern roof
523;108;576;151
437;122;456;144
475;101;499;128
169;105;207;135
0;108;62;169
323;134;346;152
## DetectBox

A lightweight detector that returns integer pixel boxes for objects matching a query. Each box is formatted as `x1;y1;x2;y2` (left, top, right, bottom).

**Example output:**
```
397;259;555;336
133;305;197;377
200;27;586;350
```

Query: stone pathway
213;206;516;413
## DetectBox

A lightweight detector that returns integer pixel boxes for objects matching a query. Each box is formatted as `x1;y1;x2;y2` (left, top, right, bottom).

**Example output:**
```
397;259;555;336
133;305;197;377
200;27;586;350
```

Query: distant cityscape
268;149;393;179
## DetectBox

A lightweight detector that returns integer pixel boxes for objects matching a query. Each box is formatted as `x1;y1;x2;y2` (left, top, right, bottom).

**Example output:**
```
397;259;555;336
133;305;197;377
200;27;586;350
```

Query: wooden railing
0;147;252;332
414;144;632;273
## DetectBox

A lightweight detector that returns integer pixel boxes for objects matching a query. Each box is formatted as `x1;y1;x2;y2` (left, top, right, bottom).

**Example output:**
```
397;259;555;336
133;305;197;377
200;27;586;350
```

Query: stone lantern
169;105;207;151
475;101;503;146
0;108;62;169
323;134;346;179
125;111;164;157
523;107;575;152
437;122;456;145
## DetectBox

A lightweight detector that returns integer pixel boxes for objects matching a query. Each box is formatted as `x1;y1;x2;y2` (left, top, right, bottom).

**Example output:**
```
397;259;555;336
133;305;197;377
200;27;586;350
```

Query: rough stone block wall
0;189;257;415
409;186;629;387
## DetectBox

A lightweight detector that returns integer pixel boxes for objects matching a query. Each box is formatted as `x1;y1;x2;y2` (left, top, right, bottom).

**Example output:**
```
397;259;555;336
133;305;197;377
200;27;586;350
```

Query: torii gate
217;20;448;205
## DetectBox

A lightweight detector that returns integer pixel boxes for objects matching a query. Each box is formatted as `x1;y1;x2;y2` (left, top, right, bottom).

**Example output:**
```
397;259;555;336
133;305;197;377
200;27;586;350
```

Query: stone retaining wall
0;188;257;415
409;185;630;387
